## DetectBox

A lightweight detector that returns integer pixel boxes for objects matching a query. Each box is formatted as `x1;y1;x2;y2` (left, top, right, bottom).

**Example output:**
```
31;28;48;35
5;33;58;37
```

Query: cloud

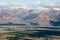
53;8;60;10
0;2;59;10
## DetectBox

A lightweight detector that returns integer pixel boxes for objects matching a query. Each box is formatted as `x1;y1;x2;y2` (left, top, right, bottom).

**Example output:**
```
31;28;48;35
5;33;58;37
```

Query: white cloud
53;8;60;10
0;2;59;10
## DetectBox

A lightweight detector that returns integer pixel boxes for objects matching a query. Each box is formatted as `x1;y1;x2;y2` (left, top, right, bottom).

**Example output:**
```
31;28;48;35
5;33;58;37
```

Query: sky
0;0;60;3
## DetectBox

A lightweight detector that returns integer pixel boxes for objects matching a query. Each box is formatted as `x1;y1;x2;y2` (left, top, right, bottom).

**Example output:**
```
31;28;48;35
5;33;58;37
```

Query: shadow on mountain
23;14;37;20
0;22;27;26
49;20;60;26
29;22;39;25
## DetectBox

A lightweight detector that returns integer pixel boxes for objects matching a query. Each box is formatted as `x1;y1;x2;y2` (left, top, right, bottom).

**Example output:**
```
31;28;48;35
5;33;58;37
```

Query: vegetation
0;27;60;40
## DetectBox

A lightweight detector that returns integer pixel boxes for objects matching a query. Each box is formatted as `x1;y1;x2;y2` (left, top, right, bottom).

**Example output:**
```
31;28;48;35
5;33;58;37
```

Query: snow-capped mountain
0;2;60;26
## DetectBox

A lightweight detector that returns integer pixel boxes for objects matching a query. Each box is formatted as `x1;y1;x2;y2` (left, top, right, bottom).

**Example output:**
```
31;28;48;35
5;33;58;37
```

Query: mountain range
0;2;60;27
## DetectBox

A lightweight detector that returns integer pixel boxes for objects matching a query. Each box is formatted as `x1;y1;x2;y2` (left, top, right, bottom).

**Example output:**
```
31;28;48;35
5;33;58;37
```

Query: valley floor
0;26;60;40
